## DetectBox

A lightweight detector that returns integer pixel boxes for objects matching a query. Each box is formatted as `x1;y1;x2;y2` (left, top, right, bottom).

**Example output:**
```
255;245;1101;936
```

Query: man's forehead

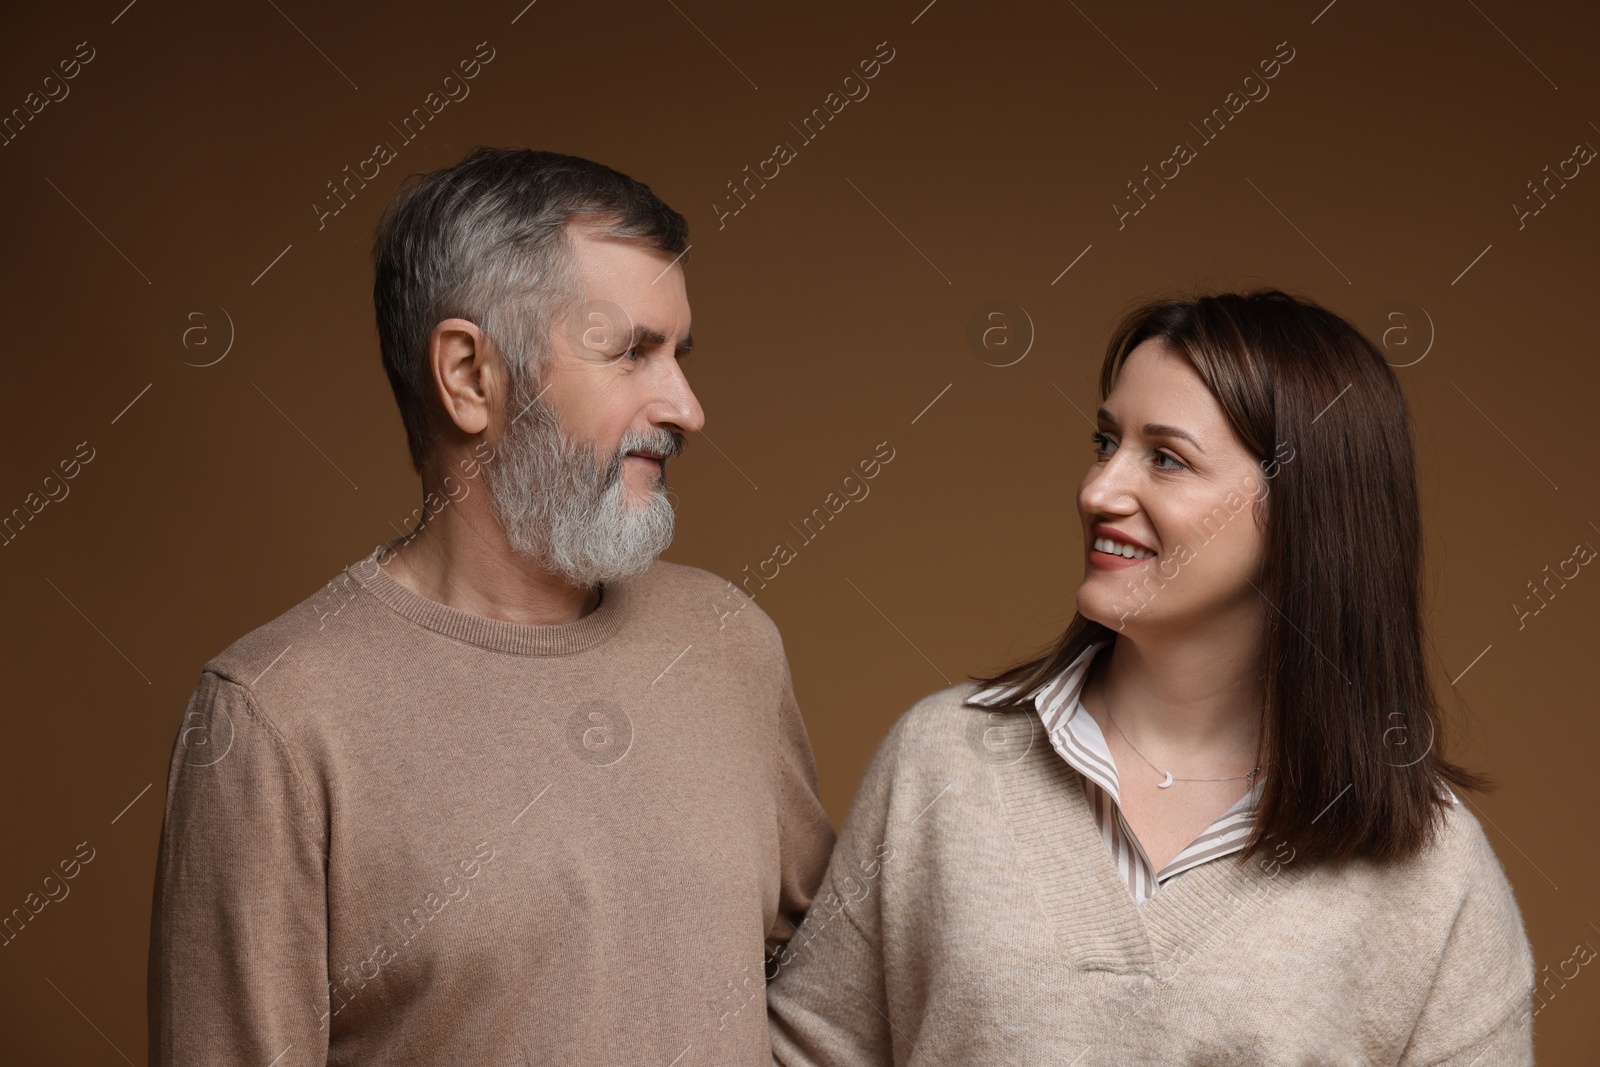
564;230;690;346
569;231;685;291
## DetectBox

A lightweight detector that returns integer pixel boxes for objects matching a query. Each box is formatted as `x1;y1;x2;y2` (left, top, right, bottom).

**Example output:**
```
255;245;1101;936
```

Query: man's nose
654;359;705;436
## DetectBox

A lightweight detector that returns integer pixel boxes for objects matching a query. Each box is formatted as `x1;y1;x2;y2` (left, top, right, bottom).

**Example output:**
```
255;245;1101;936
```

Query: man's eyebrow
628;324;693;355
1096;407;1206;454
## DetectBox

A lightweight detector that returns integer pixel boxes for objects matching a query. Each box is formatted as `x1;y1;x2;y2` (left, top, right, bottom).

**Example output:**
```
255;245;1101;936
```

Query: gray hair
371;147;689;472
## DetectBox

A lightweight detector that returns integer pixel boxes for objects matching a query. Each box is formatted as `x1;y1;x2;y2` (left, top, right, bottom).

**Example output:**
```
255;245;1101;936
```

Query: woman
766;290;1535;1064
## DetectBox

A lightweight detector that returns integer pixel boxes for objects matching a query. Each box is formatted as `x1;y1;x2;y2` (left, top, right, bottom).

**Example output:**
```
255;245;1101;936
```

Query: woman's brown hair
976;289;1485;863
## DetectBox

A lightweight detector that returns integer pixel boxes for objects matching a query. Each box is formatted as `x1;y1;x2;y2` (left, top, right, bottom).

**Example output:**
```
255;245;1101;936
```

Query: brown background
2;0;1596;1060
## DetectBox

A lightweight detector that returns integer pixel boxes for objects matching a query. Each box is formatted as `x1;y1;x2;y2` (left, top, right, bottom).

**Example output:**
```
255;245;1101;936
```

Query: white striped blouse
966;637;1261;905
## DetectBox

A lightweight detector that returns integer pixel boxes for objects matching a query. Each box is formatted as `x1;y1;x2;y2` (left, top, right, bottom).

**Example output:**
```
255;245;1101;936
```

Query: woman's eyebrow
1096;408;1206;454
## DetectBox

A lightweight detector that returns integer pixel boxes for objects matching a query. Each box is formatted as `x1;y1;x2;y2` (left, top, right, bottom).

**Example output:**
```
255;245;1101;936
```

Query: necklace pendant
1157;771;1174;789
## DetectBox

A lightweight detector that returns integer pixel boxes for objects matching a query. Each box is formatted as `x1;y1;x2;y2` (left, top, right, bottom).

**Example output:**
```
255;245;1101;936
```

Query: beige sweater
766;686;1535;1065
148;545;835;1066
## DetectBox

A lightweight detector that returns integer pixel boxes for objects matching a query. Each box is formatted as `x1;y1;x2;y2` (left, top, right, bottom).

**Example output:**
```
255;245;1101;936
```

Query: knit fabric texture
766;685;1535;1065
149;546;835;1066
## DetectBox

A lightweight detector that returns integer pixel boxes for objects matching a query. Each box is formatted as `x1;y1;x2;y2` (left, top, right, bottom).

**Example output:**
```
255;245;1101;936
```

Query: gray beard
484;382;680;587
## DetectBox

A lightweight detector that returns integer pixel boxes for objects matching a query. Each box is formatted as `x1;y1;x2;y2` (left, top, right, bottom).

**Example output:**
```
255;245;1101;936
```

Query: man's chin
620;472;668;502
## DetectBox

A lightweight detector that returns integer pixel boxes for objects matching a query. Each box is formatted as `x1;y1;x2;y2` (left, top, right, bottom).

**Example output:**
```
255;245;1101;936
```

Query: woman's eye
1153;450;1184;471
1091;432;1182;470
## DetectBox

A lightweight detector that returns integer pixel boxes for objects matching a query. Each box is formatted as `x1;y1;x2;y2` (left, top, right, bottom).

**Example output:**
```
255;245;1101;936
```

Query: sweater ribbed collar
344;541;629;657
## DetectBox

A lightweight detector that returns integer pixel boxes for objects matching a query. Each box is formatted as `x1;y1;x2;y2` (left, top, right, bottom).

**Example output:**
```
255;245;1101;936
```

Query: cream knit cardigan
767;685;1536;1065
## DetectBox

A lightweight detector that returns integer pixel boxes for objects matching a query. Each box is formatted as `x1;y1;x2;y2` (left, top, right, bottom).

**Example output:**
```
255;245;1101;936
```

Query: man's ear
428;318;498;436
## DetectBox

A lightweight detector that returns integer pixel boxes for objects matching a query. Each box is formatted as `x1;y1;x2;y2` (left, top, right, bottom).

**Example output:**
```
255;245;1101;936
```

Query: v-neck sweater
766;684;1535;1065
149;545;835;1066
968;637;1267;903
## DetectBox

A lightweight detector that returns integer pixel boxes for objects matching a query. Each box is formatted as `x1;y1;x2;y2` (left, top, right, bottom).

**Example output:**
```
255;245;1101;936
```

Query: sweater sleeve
766;711;904;1067
148;671;332;1066
1400;811;1535;1066
764;660;838;962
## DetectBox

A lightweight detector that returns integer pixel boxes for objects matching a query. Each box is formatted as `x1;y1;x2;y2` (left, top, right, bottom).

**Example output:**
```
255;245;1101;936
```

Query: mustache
602;428;686;485
618;427;686;461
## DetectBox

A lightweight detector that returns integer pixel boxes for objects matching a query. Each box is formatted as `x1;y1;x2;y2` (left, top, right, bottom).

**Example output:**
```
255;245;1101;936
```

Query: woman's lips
1088;547;1150;570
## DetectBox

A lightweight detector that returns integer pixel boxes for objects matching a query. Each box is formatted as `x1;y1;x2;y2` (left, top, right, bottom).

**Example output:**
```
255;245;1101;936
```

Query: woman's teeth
1094;537;1154;560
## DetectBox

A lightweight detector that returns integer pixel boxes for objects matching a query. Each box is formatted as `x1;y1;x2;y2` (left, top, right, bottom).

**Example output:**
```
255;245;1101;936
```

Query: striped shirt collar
967;637;1264;904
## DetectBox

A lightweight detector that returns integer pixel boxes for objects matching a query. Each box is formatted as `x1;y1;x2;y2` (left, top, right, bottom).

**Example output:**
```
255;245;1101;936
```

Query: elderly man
148;147;834;1065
